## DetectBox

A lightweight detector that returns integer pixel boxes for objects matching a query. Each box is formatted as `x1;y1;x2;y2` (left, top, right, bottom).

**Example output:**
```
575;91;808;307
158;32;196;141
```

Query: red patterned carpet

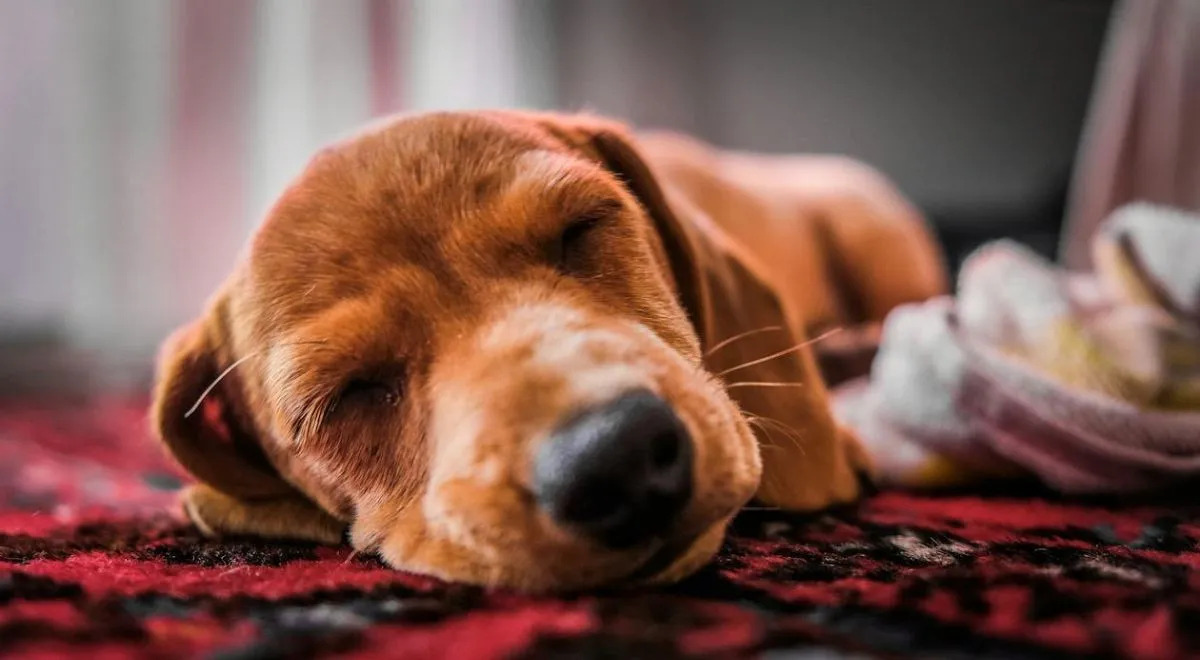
2;399;1199;659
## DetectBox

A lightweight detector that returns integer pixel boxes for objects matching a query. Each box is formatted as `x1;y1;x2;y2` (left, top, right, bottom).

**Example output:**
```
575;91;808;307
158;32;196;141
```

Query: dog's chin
371;511;734;593
625;518;730;587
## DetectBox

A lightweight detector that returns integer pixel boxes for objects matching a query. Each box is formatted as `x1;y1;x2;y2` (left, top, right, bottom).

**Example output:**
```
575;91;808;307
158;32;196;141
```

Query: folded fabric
834;203;1200;493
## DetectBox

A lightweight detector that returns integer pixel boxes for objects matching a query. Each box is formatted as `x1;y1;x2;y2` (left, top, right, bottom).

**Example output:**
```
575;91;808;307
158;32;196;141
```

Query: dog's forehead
257;113;585;248
239;113;607;329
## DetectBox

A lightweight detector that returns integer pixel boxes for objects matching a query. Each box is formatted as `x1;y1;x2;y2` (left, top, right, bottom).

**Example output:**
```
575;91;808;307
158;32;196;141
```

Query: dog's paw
180;484;346;545
753;425;870;512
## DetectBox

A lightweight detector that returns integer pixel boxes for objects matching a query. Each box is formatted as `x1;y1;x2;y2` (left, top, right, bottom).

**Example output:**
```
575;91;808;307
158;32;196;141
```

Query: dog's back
636;130;947;337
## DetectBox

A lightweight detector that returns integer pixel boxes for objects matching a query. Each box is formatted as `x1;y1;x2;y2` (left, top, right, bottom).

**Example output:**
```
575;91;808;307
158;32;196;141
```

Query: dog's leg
753;422;870;512
181;484;346;545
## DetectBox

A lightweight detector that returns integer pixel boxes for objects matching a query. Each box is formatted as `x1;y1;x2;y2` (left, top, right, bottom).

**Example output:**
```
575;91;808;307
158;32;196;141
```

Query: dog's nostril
650;431;681;470
563;489;621;523
533;389;693;549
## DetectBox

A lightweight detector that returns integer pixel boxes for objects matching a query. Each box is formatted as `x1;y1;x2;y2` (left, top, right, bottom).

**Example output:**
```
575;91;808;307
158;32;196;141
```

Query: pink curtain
0;0;547;384
167;0;255;322
1062;0;1200;269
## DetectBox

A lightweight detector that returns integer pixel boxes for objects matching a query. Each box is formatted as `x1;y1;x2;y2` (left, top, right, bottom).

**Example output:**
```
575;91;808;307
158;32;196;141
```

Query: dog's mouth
622;524;711;584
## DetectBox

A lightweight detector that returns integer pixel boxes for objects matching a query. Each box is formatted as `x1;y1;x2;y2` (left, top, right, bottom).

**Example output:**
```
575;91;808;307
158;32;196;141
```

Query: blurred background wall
0;0;1114;393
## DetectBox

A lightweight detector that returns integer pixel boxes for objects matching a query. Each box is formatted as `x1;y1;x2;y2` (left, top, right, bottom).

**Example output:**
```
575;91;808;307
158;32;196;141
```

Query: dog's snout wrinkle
533;389;693;549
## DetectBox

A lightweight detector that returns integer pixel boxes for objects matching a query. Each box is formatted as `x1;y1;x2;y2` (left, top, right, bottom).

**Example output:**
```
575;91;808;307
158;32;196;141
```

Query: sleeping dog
151;111;945;591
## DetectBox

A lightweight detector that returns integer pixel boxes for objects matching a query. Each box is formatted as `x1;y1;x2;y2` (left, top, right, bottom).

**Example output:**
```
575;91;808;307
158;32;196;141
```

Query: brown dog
151;111;945;592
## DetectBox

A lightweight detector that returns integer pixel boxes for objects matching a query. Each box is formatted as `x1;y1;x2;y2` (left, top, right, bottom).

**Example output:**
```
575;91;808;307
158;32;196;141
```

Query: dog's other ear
531;113;867;511
151;306;292;500
152;303;347;542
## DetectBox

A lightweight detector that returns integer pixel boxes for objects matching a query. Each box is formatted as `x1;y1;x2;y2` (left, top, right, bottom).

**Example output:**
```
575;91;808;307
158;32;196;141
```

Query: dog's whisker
747;420;795;458
746;414;806;453
758;418;804;444
714;327;844;378
725;381;807;390
745;417;783;446
183;352;262;419
748;414;808;456
705;325;784;358
745;412;808;460
183;340;328;419
813;325;846;340
747;414;802;440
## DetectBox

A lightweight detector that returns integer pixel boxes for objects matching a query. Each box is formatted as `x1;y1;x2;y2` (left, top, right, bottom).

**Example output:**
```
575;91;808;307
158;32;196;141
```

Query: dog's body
152;112;944;591
637;131;944;335
637;131;947;385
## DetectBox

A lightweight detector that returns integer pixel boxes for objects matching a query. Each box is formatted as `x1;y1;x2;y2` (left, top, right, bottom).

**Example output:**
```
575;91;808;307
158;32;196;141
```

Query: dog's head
152;111;850;591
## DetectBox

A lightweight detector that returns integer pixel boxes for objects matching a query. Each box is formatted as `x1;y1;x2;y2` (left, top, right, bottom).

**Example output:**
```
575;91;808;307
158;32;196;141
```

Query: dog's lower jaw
372;514;643;593
631;518;731;587
369;509;734;593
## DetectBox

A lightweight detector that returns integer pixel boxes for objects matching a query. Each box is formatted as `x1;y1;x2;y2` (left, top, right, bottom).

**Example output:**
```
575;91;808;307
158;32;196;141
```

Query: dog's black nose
533;389;693;548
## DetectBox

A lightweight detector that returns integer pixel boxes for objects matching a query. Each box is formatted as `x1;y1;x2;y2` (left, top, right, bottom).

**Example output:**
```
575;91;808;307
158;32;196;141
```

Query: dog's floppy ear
152;300;345;543
151;305;290;500
533;113;870;510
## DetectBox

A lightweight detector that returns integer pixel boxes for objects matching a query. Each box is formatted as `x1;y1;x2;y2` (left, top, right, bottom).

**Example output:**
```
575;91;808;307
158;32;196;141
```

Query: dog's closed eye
553;202;622;275
331;376;401;414
556;217;602;270
291;372;403;445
